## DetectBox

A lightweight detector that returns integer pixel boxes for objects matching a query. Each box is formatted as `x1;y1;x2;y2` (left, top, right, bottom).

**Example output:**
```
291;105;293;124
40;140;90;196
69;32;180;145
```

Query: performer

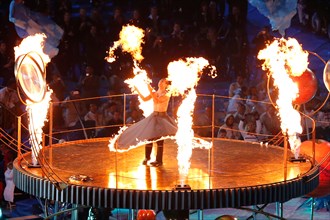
116;78;177;167
8;0;63;58
4;162;15;206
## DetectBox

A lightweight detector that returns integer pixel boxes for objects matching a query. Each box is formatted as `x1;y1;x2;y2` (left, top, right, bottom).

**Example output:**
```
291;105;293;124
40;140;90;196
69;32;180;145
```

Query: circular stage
13;138;319;210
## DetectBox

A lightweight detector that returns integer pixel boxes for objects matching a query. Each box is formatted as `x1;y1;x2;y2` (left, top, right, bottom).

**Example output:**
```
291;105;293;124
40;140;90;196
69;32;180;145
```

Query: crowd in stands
0;0;329;145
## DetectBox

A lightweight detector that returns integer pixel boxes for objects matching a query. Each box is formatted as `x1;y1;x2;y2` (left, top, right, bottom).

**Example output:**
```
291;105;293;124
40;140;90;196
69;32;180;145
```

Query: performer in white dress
4;162;15;204
116;78;177;166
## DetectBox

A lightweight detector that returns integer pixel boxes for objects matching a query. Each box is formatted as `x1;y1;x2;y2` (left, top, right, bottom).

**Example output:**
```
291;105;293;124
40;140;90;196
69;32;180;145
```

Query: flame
15;34;52;165
26;90;52;165
167;57;216;182
14;34;50;63
105;25;152;115
106;24;145;63
258;38;308;158
125;62;153;117
105;25;217;182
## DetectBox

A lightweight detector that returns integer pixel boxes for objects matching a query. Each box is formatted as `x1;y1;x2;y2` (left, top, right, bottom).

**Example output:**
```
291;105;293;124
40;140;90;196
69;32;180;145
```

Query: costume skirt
116;112;177;150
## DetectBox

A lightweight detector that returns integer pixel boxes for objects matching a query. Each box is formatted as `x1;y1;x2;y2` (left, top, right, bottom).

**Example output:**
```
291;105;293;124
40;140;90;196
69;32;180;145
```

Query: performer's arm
134;86;152;102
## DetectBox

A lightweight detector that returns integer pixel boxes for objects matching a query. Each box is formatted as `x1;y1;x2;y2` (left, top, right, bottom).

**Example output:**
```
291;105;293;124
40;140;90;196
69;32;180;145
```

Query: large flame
106;24;145;63
258;38;308;158
167;57;216;183
125;62;153;117
105;25;216;183
14;34;50;63
26;91;52;165
105;25;152;115
15;34;52;165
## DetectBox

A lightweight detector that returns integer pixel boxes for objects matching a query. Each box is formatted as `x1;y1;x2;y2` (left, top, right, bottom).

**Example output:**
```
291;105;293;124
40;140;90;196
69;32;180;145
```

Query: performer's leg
150;140;164;167
142;143;153;165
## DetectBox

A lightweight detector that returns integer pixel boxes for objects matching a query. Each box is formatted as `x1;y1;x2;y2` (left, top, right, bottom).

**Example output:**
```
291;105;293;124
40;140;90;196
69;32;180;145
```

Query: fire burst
106;25;217;184
14;34;52;165
106;24;145;63
258;38;309;158
167;58;216;183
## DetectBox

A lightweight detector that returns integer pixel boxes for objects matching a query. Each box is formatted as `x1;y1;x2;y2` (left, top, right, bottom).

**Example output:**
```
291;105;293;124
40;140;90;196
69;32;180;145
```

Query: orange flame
26;90;52;165
258;38;308;158
14;34;50;63
105;25;151;114
106;24;145;63
15;34;52;165
167;57;216;182
125;62;153;117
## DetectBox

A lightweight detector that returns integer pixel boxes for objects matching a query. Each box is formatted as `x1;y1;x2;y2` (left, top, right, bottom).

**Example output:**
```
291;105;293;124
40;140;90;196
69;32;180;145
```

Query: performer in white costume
116;78;177;166
4;162;15;204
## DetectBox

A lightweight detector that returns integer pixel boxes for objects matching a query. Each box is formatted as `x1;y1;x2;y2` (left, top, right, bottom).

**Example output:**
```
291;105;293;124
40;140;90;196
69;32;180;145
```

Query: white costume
4;167;15;203
116;93;177;149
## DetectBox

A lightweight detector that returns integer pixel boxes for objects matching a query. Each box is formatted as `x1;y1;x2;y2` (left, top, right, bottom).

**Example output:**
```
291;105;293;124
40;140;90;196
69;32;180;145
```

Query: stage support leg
310;197;315;220
71;204;78;220
128;209;134;220
275;202;283;218
197;209;203;220
54;201;59;220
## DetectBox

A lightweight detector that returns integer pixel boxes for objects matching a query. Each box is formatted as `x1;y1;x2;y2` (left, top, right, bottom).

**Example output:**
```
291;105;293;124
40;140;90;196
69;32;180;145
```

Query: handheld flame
125;62;153;117
258;38;308;158
106;24;145;63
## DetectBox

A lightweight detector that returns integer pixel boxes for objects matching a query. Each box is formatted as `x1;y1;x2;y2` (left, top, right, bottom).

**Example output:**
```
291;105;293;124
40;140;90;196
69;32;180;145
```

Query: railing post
123;93;126;126
49;102;53;166
17;116;22;159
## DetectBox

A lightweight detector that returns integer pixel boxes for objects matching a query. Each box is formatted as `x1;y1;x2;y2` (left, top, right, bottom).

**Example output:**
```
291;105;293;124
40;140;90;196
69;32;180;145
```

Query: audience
217;114;241;140
0;0;328;151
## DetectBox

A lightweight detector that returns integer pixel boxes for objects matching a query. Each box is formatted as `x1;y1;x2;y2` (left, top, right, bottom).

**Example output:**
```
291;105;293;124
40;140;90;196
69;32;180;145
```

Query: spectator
96;111;123;138
233;102;246;124
144;35;169;79
0;78;19;113
102;102;118;124
217;128;227;138
84;103;104;128
3;161;15;207
146;6;162;37
78;65;100;103
227;86;248;114
228;75;246;97
82;25;106;75
128;8;146;29
238;116;262;142
217;114;241;139
194;105;213;137
49;72;67;101
0;40;14;85
259;105;281;139
315;104;330;141
168;21;188;60
126;109;144;125
61;90;87;129
225;27;249;79
107;6;126;42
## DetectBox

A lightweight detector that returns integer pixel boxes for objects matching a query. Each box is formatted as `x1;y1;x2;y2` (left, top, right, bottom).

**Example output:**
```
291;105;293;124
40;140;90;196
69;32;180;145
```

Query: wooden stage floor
18;138;313;191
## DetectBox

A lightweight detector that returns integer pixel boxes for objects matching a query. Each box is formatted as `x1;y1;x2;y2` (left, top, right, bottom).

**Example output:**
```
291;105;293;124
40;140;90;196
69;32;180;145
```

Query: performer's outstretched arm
134;85;153;102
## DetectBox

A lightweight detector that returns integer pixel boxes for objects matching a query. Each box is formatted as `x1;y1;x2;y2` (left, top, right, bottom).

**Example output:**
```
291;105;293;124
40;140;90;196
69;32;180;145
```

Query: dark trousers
145;140;164;162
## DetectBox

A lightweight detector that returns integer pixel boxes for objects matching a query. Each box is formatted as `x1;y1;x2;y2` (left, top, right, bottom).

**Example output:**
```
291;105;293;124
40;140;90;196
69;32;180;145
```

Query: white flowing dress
116;93;177;150
4;168;15;203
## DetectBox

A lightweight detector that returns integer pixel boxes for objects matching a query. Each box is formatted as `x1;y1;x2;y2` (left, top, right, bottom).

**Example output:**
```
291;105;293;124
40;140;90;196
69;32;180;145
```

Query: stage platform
13;138;319;210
